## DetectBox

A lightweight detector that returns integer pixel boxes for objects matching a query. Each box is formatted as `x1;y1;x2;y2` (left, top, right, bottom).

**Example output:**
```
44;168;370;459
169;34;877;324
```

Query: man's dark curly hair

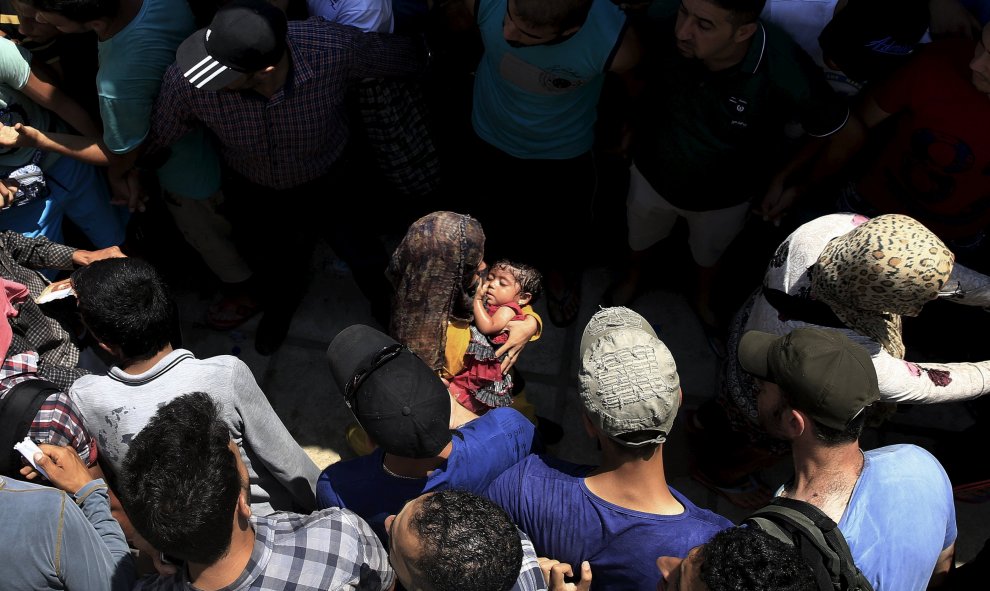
119;392;243;565
408;490;522;591
699;527;817;591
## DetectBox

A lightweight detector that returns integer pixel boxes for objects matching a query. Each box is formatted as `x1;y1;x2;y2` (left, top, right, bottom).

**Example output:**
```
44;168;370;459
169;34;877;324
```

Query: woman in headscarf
387;211;541;422
690;212;990;507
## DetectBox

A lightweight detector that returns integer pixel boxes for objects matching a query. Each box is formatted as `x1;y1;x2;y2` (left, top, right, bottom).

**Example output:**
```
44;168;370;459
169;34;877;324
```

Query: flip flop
206;294;263;330
954;479;990;503
691;468;773;510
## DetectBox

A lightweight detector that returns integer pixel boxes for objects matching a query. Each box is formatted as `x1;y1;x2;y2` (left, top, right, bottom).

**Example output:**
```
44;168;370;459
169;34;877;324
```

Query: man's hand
19;443;93;494
538;558;592;591
497;316;538;373
71;245;126;266
929;0;981;39
0;178;19;208
109;167;148;213
0;122;38;150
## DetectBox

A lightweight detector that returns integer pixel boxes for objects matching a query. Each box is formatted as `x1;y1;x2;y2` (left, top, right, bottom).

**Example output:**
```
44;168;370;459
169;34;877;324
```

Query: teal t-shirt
0;37;60;172
471;0;626;159
97;0;219;197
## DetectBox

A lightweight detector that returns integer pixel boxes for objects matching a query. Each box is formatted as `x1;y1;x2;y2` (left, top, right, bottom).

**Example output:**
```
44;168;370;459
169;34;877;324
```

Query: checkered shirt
0;351;97;466
147;18;427;190
515;531;549;591
0;231;84;389
134;508;395;591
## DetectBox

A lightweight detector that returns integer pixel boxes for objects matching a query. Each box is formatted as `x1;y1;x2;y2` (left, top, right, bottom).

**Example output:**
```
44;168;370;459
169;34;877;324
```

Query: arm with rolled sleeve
861;259;990;403
872;341;990;403
232;360;320;512
0;231;76;270
32;391;99;467
59;480;136;591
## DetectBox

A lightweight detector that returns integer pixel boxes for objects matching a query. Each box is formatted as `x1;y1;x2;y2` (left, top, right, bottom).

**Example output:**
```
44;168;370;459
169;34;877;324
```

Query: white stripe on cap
184;55;214;79
187;58;227;88
186;60;224;85
195;64;229;89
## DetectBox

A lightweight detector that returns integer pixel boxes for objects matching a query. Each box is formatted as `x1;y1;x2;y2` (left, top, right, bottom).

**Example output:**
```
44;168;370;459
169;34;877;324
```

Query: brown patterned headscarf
810;214;954;359
386;212;485;372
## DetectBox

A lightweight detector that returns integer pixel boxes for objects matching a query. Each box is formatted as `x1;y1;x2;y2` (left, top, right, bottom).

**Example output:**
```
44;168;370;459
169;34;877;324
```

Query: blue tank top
472;0;626;159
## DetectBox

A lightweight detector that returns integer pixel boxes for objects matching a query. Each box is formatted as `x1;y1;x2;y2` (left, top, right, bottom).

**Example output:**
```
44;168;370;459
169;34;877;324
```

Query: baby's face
485;267;522;307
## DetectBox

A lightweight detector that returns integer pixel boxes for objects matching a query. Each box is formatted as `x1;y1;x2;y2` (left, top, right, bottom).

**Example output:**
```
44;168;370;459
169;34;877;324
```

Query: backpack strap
746;497;875;591
0;378;61;478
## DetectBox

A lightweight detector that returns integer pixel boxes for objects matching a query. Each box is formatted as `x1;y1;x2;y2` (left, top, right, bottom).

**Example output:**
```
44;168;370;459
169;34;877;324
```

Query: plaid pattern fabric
0;231;84;389
148;18;427;190
0;352;97;466
514;531;549;591
353;79;439;197
135;509;395;590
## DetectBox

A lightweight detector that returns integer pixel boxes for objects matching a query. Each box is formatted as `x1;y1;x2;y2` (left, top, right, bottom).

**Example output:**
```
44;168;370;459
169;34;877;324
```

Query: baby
448;260;542;414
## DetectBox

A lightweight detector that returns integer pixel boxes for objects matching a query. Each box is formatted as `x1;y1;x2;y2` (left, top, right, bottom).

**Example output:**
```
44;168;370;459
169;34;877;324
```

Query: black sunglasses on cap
343;343;406;409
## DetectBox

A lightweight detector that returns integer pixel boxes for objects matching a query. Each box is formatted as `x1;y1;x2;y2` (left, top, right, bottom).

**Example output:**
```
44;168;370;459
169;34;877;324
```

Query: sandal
691;468;773;510
206;293;263;330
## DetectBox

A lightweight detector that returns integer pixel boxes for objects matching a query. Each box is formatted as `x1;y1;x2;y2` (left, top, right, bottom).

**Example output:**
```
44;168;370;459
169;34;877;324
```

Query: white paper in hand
13;437;49;479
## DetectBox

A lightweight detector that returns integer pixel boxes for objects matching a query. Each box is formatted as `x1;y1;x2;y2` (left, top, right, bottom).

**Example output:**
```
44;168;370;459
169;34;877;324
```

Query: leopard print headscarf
387;212;485;372
810;214;954;359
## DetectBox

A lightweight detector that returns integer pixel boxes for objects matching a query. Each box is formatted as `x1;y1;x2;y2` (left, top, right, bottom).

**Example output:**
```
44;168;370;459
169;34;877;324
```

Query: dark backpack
745;497;875;591
0;378;60;478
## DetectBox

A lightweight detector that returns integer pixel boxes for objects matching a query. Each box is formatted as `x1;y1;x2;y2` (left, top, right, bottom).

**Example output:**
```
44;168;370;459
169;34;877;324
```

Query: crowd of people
2;0;990;588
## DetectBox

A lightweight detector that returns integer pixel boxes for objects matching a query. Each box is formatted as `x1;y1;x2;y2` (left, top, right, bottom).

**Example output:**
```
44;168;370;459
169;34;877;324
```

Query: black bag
745;497;875;591
0;378;59;478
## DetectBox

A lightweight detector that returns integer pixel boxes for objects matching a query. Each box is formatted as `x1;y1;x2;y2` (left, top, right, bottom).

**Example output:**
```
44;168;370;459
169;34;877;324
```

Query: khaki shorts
626;163;750;267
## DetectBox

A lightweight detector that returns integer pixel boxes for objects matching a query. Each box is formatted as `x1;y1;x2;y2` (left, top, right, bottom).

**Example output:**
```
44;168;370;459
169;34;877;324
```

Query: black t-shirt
631;0;848;211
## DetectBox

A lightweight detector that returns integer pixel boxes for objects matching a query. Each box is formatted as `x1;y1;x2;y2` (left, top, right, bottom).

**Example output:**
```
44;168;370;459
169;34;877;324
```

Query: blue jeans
0;155;128;248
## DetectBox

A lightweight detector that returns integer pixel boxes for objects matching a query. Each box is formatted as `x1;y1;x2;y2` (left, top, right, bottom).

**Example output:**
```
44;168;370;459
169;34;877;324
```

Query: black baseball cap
327;325;452;459
176;0;288;91
738;328;880;430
